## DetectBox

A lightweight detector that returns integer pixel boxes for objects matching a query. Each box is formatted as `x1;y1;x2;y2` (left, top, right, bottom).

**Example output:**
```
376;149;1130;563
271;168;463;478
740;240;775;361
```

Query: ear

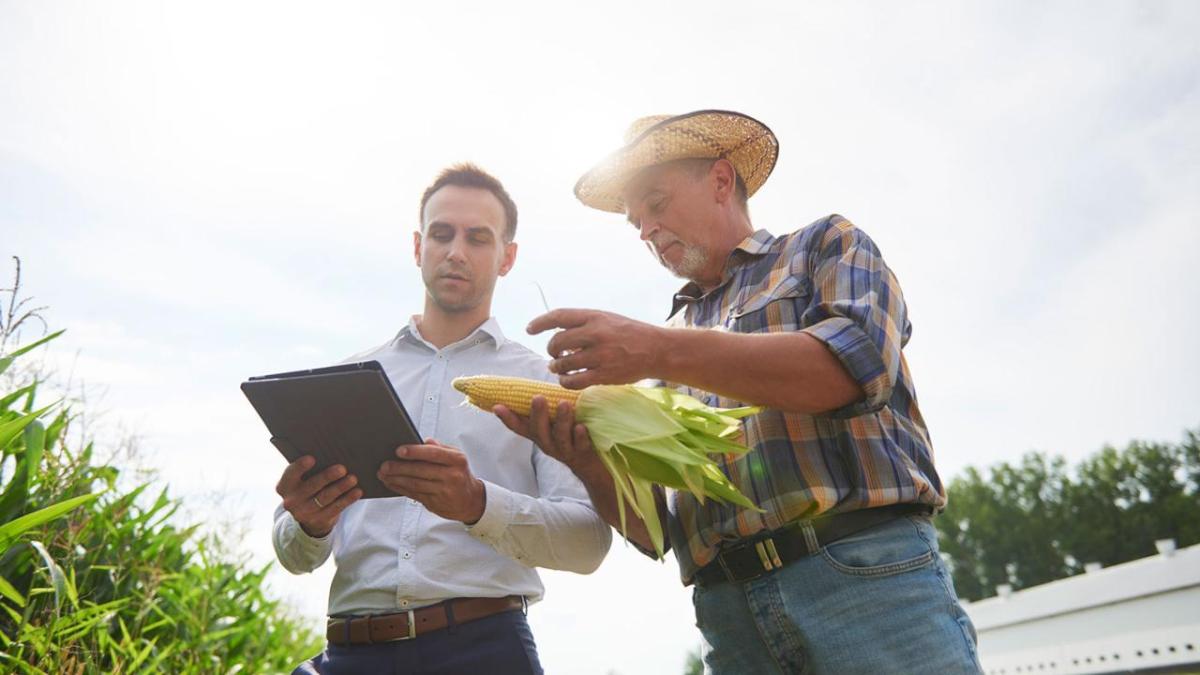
498;241;518;277
710;158;737;205
412;230;423;267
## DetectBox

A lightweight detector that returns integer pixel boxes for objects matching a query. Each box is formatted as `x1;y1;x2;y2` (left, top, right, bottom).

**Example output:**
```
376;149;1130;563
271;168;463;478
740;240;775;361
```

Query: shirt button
400;599;410;607
402;552;412;559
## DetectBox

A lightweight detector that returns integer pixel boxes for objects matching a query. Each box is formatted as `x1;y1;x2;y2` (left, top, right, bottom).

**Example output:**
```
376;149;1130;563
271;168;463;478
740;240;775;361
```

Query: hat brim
573;110;779;214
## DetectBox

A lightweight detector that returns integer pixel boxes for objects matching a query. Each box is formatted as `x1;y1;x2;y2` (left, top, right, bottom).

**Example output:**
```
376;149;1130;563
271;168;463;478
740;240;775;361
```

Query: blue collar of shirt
395;316;507;352
668;229;776;319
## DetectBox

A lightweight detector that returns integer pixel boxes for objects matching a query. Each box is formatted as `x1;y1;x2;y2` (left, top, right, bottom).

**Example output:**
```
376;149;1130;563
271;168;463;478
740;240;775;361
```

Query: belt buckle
716;535;785;584
755;537;784;571
383;610;417;642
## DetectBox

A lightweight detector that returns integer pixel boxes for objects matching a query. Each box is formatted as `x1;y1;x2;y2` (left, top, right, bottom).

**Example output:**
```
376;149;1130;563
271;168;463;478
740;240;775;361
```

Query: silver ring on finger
312;495;324;508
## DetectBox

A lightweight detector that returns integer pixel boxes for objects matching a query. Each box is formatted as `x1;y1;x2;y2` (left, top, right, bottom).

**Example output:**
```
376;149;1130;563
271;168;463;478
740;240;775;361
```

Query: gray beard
664;242;709;281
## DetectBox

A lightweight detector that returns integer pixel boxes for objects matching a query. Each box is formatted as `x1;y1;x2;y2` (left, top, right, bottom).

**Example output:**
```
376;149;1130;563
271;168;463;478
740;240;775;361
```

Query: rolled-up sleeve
800;217;911;418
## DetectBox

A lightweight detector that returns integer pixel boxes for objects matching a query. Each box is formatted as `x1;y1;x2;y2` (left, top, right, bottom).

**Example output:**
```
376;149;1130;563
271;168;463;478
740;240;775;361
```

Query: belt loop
799;520;820;555
364;615;373;645
520;595;528;616
444;599;457;634
344;617;352;646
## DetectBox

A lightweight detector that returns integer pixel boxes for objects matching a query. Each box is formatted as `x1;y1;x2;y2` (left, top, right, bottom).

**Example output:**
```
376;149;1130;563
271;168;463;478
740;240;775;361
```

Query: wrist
298;521;331;539
652;327;685;382
570;451;611;487
462;478;487;525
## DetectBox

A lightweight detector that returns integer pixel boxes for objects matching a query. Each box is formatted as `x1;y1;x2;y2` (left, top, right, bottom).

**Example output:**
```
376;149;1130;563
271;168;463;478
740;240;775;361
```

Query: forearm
468;481;612;573
654;328;864;414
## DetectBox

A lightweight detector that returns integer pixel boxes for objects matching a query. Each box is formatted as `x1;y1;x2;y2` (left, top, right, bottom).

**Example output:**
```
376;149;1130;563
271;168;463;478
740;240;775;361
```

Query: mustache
436;265;472;280
650;234;681;256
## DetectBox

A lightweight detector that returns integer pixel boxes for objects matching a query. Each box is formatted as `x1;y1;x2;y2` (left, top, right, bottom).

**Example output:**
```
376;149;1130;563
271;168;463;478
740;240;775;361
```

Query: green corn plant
0;327;322;673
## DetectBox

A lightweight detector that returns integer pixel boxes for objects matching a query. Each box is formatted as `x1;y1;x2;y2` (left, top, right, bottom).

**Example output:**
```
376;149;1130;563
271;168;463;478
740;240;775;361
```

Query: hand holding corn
453;375;763;558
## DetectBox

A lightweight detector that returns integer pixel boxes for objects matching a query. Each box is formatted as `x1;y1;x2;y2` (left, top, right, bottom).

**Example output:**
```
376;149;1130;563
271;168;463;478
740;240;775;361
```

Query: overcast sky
3;1;1199;673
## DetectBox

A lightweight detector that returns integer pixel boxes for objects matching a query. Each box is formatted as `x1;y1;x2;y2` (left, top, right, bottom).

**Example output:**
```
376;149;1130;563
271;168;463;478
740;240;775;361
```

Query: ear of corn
452;375;582;416
452;374;763;558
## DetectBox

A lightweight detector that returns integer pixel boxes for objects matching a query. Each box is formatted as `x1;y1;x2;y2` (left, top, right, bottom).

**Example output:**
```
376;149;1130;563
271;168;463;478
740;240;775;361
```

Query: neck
693;211;755;293
416;298;492;349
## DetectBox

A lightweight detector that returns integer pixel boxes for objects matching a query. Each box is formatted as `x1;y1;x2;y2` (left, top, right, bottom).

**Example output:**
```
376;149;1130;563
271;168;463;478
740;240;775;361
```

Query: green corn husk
576;385;763;558
456;377;764;559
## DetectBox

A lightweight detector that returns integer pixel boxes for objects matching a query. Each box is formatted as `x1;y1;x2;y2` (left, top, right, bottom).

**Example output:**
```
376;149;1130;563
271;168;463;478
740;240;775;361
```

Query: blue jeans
292;609;542;675
692;515;981;674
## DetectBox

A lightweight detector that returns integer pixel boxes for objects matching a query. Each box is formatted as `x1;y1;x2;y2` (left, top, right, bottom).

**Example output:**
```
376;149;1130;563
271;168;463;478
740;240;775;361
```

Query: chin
431;293;482;314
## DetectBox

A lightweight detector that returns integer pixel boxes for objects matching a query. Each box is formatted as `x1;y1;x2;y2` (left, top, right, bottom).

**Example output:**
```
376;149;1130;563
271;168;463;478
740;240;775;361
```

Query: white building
965;540;1200;674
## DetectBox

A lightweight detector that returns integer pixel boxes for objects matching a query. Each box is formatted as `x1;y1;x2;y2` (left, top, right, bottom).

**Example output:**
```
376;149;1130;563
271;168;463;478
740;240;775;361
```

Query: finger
527;308;593;335
558;369;606;390
493;405;532;438
313;474;359;509
530;395;555;451
328;487;363;514
298;464;348;498
379;459;450;481
276;455;316;496
573;423;594;452
550;348;603;375
378;473;440;496
395;443;462;465
552;401;575;457
546;329;591;360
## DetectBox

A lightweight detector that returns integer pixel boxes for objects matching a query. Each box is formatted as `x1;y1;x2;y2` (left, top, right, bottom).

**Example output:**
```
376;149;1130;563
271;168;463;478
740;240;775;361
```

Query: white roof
966;542;1200;631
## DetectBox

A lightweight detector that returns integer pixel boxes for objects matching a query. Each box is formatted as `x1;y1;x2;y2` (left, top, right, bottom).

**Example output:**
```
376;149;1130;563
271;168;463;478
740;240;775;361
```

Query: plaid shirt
663;214;945;582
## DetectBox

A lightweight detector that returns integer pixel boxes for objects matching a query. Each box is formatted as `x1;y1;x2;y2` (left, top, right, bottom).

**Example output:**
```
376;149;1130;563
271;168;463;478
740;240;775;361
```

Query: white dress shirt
272;317;612;616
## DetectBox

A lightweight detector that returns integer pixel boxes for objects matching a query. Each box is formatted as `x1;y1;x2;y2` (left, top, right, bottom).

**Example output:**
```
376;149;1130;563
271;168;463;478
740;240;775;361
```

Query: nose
446;234;468;263
637;217;659;243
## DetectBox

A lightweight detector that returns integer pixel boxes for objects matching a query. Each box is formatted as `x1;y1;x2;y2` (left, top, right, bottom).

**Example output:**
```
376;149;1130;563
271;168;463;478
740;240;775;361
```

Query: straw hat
573;109;779;213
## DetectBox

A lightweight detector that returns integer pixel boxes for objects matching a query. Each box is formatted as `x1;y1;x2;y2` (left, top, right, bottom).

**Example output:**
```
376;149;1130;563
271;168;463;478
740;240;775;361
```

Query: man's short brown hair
419;163;518;242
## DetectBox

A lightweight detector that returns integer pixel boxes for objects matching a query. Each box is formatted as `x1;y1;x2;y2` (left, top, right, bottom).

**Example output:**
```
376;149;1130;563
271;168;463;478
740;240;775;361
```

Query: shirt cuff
803;317;890;418
284;514;333;551
465;480;513;542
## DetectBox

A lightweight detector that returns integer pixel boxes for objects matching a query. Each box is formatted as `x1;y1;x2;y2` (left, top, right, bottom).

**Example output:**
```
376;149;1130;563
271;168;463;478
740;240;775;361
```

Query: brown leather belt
326;596;525;646
692;503;934;587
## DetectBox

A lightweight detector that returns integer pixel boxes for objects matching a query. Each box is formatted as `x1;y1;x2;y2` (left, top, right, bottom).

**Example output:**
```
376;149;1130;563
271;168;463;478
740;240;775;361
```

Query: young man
272;164;611;675
495;111;981;673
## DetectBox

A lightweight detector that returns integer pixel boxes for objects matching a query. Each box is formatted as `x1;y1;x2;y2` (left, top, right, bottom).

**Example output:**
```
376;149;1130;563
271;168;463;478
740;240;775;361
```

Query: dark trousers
292;609;542;675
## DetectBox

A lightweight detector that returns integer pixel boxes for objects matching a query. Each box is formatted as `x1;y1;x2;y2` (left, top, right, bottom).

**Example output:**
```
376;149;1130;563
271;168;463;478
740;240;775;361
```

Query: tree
935;429;1200;602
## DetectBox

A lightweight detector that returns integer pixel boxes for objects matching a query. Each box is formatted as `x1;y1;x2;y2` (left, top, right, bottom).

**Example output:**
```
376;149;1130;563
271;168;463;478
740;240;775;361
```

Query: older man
496;111;981;673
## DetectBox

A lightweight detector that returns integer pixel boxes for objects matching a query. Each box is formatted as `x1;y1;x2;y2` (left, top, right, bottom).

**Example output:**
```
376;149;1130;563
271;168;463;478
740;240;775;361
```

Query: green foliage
0;332;322;673
936;429;1200;601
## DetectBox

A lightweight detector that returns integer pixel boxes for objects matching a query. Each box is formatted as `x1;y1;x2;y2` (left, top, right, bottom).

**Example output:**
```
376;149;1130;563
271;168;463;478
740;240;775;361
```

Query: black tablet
241;360;421;499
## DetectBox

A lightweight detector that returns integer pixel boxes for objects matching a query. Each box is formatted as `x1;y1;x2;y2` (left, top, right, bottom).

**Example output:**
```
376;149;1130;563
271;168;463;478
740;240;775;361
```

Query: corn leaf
0;330;65;377
27;541;67;612
0;573;25;607
0;493;99;552
0;403;56;451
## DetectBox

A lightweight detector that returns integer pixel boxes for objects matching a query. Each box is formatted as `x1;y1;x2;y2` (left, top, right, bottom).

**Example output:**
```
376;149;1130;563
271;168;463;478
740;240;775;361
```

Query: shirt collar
395;315;507;352
668;229;775;319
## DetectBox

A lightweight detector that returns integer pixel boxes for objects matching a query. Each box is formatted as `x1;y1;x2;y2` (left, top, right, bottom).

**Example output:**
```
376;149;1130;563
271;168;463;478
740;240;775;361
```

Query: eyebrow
427;221;497;237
